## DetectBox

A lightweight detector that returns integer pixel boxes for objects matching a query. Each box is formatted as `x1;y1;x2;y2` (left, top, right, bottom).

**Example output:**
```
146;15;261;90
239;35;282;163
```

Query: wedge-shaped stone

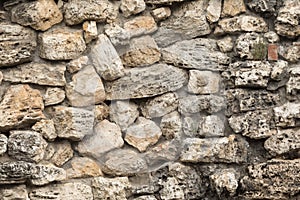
273;102;300;127
162;38;230;71
0;22;36;67
47;106;94;141
2;62;66;86
105;64;187;100
180;135;248;163
11;0;63;31
0;84;44;131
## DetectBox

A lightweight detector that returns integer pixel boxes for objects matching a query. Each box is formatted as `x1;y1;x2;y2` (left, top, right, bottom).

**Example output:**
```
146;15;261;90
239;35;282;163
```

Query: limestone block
67;157;103;179
0;185;28;200
49;141;73;166
188;70;220;94
120;0;146;17
247;0;277;15
83;21;98;43
104;23;130;47
264;31;280;43
32;119;57;141
160;111;182;139
206;0;221;23
217;36;233;52
160;177;185;200
133;196;157;200
151;7;171;22
145;0;188;4
94;103;110;122
199;115;225;137
30;163;66;186
0;134;8;155
284;43;300;62
270;60;288;81
67;56;89;73
43;87;65;106
287;66;300;94
222;0;246;17
210;169;239;196
124;16;157;37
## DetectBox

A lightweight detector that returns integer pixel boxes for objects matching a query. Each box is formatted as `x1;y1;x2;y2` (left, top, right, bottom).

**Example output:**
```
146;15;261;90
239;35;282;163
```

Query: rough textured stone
188;70;220;94
160;177;185;200
0;134;8;155
0;184;28;200
222;0;246;17
180;135;248;163
32;119;57;141
160;111;182;139
94;103;110;122
49;141;73;166
92;176;131;200
241;159;300;199
105;64;187;100
109;100;139;131
8;130;48;163
43;87;65;106
103;149;148;176
217;36;233;52
120;0;146;17
141;92;178;118
0;22;37;67
39;28;86;60
287;66;300;94
264;31;280;43
284;42;300;62
162;38;230;71
64;0;116;25
247;0;277;15
66;65;105;107
273;102;300;127
199;115;225;137
0;84;44;131
210;168;239;196
90;34;125;81
76;120;124;157
133;196;157;200
30;182;93;200
124;16;157;37
2;62;66;86
270;60;288;81
125;117;162;152
151;7;171;22
83;21;98;43
206;0;221;23
264;128;300;156
11;0;63;31
229;110;276;139
47;106;94;141
121;36;161;67
67;56;89;73
145;0;188;4
67;157;103;179
104;23;130;47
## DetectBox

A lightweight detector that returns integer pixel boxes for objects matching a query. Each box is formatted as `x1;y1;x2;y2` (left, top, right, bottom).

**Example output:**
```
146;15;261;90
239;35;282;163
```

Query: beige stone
217;36;233;52
287;66;300;94
94;103;110;122
124;16;157;37
83;21;98;43
151;7;171;21
43;87;65;106
120;0;146;17
160;177;185;200
273;102;300;127
67;157;103;179
188;70;220;94
222;0;246;17
104;23;130;47
206;0;222;23
210;169;239;196
67;56;89;73
0;134;8;155
49;141;73;166
199;115;225;137
0;185;28;200
160;111;182;139
32;119;57;141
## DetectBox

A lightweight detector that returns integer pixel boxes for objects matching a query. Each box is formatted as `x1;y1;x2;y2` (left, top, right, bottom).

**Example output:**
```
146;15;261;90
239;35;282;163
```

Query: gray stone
182;116;199;137
160;111;182;139
43;87;65;106
32;119;57;141
47;106;94;141
105;64;187;100
180;135;248;163
151;7;171;22
83;21;98;43
206;0;221;23
145;0;189;4
273;102;300;127
0;22;37;67
30;163;66;186
287;66;300;94
104;23;130;47
66;157;103;179
210;169;239;196
11;0;63;31
120;0;146;17
162;38;230;71
141;92;178;118
76;120;124;157
217;36;234;52
0;184;28;200
188;70;221;94
2;62;66;86
264;31;280;43
66;65;106;107
49;141;73;166
199;115;225;137
39;28;86;60
67;56;89;74
247;0;277;15
133;196;157;200
124;16;158;37
90;34;125;81
0;134;8;155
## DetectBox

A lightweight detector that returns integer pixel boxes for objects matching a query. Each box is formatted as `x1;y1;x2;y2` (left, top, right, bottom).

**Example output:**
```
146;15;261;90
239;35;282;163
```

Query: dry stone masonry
0;0;299;199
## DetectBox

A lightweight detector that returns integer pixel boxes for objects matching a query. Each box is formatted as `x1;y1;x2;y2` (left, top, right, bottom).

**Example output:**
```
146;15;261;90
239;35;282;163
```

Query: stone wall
0;0;299;199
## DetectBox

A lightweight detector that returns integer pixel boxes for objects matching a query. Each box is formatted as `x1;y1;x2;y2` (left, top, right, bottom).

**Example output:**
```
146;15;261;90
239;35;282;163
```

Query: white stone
188;70;220;94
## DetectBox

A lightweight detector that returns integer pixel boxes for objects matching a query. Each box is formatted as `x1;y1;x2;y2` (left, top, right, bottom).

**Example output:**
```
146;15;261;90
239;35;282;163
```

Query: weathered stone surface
241;159;300;199
90;34;125;81
180;135;248;163
151;7;171;22
64;0;116;25
67;157;103;179
39;28;86;60
94;103;110;122
133;195;157;200
30;182;93;200
160;111;182;139
0;134;8;155
247;0;277;15
222;0;246;17
162;38;230;71
124;16;157;37
0;22;37;67
229;110;276;139
47;106;94;141
270;60;288;81
145;0;188;4
275;0;300;38
2;62;66;86
8;130;48;163
11;0;63;31
49;141;73;166
0;184;28;200
120;0;146;17
43;87;65;106
217;36;233;52
160;177;185;200
199;115;225;137
264;128;300;156
103;149;147;176
182;116;200;137
273;102;300;127
104;23;130;47
121;36;161;67
210;168;239;196
109;100;139;131
105;64;187;100
92;177;131;200
66;65;105;107
284;42;300;62
83;21;98;43
0;84;44;131
32;119;57;141
206;0;221;23
287;66;300;94
141;92;178;118
188;70;220;94
67;56;89;73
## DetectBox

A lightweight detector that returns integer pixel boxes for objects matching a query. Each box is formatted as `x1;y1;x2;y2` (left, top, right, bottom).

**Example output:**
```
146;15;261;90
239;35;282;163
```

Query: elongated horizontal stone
0;185;28;200
145;0;189;4
105;64;187;100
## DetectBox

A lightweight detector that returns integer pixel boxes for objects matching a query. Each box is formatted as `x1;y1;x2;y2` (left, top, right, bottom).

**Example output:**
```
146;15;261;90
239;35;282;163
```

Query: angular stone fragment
49;141;73;166
66;65;106;107
0;185;28;200
104;23;130;47
47;106;94;141
133;195;157;200
210;169;239;196
284;42;300;62
270;60;288;81
30;182;93;200
90;34;125;81
222;0;246;17
287;66;300;94
247;0;277;15
125;117;162;152
121;36;161;67
180;135;248;163
217;36;233;52
145;0;188;4
241;159;300;199
0;22;37;67
109;100;139;131
141;92;178;118
67;56;89;73
83;21;98;43
162;38;230;71
76;120;124;157
124;16;157;37
206;0;221;23
105;64;187;100
199;115;225;137
94;103;110;122
264;128;300;156
273;102;300;127
0;134;8;155
67;157;103;179
2;62;66;86
103;149;147;176
151;7;171;22
120;0;146;17
264;31;280;43
92;177;131;200
32;119;57;141
43;87;65;106
160;111;182;139
0;84;44;131
64;0;116;25
160;177;185;200
188;70;220;94
11;0;63;31
39;28;86;60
